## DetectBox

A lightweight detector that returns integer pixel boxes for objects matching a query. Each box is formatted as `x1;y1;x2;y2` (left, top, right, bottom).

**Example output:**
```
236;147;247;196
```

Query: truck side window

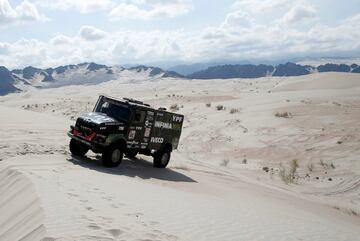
134;110;146;123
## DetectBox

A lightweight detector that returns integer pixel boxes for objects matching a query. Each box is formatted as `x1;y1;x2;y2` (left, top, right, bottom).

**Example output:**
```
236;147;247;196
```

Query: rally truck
67;95;184;168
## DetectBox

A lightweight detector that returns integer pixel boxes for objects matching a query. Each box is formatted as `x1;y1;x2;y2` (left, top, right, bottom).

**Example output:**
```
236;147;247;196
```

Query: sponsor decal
172;115;183;123
154;121;172;129
80;125;92;132
144;128;151;137
150;137;164;144
105;122;119;126
118;126;124;131
136;126;142;130
128;130;136;140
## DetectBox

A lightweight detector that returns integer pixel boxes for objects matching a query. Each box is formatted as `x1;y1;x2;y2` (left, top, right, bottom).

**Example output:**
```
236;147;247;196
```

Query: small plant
242;159;247;164
290;159;299;173
275;112;292;118
307;163;314;172
220;159;230;167
230;108;240;114
206;103;211;107
216;105;225;111
320;159;325;167
337;141;343;144
170;104;179;111
262;167;270;172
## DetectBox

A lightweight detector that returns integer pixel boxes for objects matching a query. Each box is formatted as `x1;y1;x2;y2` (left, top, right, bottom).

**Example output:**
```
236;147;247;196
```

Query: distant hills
188;62;360;79
0;62;359;96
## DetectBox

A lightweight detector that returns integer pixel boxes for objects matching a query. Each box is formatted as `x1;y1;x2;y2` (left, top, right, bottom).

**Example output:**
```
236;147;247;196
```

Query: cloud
0;25;187;68
79;26;108;41
281;5;317;24
1;11;360;69
35;0;115;13
222;10;253;28
0;0;46;26
232;0;290;14
109;0;193;20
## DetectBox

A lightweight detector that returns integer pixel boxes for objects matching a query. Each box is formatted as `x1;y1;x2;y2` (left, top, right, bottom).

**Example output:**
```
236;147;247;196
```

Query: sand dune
0;72;360;240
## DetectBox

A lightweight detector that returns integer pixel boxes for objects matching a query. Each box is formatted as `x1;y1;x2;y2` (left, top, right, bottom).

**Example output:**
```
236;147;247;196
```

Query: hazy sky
0;0;359;68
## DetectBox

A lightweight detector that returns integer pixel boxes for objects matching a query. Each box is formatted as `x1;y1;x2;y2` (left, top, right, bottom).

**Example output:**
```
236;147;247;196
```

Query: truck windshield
96;100;131;122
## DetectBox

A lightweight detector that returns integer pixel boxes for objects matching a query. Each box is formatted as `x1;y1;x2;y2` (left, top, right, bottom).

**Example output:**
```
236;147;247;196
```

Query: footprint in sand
67;193;79;198
86;206;95;211
107;229;123;237
110;203;118;208
88;224;101;230
42;237;56;241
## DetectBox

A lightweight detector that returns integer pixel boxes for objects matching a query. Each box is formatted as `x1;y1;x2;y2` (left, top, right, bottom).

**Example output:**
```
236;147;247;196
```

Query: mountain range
0;63;183;96
0;62;359;96
188;62;360;79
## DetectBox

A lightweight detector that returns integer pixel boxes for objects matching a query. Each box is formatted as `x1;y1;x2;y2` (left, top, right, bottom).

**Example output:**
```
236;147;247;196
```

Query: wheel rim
161;153;169;165
111;149;121;163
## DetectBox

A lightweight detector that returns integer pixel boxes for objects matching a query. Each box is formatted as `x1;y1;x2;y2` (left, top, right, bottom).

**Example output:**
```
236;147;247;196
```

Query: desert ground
0;72;360;241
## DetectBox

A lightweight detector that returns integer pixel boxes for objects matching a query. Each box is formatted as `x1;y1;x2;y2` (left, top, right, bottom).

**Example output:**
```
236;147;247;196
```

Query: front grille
76;118;96;136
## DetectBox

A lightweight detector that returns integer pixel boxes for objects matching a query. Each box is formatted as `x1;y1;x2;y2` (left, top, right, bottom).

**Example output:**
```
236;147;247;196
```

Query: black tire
102;144;124;167
153;148;171;168
69;139;89;157
125;149;138;159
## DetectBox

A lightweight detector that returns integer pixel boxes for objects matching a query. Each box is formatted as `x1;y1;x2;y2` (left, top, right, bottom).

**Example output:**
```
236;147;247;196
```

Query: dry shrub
216;105;225;111
170;104;179;111
319;159;335;169
275;112;292;118
206;103;211;107
230;108;240;114
220;159;230;167
279;159;299;184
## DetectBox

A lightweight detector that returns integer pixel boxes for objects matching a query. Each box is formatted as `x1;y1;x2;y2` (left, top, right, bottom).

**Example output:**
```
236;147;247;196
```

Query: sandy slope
0;72;360;240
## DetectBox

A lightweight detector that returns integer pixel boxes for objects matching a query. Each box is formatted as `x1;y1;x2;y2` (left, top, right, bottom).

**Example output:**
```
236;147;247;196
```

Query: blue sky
0;0;360;68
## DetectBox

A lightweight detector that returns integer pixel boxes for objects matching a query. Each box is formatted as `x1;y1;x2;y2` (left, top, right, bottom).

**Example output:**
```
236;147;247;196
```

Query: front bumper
67;131;106;153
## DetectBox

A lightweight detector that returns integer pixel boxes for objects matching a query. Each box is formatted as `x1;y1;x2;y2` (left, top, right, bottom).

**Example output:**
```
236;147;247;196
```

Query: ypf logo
172;115;183;123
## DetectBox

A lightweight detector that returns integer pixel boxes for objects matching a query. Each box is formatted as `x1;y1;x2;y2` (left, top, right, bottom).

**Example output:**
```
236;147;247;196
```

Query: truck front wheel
102;144;124;167
69;139;89;157
153;149;171;168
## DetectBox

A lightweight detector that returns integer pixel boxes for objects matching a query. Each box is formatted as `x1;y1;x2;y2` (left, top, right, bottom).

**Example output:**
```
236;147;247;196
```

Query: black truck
67;95;184;168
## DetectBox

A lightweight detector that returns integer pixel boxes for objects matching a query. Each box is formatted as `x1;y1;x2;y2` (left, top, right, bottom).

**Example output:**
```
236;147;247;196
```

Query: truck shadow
67;155;197;183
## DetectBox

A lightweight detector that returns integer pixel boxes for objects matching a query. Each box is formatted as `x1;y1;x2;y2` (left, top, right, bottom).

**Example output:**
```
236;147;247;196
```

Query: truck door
127;109;154;149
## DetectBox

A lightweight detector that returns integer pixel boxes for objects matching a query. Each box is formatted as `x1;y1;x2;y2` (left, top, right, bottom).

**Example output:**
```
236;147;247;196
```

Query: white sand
1;72;360;240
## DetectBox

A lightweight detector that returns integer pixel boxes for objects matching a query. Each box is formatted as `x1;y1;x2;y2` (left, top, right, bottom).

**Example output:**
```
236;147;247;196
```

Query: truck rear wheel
153;149;171;168
69;139;89;157
102;144;123;167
